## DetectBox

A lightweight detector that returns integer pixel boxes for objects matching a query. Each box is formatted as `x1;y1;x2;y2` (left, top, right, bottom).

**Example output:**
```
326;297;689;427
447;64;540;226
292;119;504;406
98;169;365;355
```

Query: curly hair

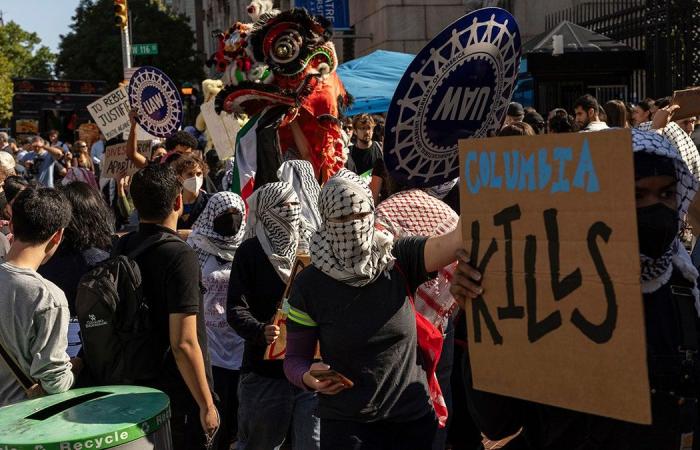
171;153;209;178
58;182;115;252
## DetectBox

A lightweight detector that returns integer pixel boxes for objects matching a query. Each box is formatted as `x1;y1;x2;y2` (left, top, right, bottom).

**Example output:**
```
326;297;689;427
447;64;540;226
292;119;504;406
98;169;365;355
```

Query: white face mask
183;175;203;194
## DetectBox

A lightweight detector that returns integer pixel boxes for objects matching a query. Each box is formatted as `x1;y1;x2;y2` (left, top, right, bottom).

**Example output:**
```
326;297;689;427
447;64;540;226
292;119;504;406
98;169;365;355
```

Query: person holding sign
227;181;320;450
283;169;465;449
451;130;700;449
125;110;198;168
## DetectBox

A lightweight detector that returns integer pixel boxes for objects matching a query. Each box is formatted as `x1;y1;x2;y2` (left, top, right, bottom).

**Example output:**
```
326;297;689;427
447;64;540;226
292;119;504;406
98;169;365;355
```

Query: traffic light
114;0;128;29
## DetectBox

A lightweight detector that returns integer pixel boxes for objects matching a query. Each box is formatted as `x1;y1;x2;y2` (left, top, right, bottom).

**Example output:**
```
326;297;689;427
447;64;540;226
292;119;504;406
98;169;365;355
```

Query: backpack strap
127;233;182;260
0;338;34;391
113;231;183;261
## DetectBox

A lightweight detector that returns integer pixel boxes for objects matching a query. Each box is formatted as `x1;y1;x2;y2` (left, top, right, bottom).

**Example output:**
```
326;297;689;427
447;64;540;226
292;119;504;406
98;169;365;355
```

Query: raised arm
423;218;464;272
126;110;148;169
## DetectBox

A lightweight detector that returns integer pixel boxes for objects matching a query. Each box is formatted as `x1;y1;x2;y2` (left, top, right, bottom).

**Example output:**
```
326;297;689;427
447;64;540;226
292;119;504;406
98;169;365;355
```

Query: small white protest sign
87;86;131;140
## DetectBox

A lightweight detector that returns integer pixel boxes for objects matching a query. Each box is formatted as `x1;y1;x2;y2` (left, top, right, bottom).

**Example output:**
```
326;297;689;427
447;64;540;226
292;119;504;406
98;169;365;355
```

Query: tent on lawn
337;50;415;116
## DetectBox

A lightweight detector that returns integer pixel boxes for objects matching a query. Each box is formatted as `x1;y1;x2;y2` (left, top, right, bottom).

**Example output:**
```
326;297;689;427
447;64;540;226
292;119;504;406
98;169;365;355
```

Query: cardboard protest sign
671;88;700;121
102;141;152;179
87;86;131;140
459;129;651;424
201;101;239;159
128;66;183;138
265;255;318;360
384;7;520;187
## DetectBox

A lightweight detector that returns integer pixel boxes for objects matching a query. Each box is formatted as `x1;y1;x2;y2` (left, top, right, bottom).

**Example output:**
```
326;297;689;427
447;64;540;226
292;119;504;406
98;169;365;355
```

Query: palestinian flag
231;106;286;202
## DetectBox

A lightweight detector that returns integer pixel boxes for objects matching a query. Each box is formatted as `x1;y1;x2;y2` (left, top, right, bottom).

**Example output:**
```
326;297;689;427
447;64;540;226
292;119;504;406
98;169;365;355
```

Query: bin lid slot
26;391;110;421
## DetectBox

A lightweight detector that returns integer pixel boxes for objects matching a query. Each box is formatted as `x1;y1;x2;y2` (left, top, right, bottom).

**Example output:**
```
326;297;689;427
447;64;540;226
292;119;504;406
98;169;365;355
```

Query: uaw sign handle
383;7;521;187
128;66;184;138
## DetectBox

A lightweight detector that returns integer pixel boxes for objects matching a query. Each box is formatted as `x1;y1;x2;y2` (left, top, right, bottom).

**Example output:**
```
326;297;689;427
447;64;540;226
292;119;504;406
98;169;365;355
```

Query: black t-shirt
226;236;286;378
350;141;383;177
463;268;700;449
117;223;213;396
288;237;433;422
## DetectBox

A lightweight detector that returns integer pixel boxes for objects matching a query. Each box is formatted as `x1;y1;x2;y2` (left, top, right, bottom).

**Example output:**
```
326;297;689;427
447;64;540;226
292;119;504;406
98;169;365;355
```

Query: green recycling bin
0;385;172;450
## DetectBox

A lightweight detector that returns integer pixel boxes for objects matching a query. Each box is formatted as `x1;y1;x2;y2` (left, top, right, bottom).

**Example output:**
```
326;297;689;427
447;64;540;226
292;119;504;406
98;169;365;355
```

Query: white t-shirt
201;255;244;370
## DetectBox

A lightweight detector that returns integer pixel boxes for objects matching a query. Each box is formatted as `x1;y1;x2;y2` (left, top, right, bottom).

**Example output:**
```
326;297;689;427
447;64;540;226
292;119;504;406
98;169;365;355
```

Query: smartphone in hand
310;369;354;388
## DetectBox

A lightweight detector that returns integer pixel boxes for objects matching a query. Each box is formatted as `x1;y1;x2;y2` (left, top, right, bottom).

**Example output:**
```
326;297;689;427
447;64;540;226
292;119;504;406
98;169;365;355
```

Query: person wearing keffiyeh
283;169;467;449
226;181;320;450
452;129;700;450
277;160;321;253
187;192;247;450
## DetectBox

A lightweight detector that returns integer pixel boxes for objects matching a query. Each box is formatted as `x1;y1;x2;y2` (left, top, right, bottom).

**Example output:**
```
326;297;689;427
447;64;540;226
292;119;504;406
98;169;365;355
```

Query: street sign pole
121;24;132;69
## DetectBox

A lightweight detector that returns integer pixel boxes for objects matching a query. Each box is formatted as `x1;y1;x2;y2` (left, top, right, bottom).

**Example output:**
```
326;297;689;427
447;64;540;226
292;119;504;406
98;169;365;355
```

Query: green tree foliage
0;22;55;123
56;0;204;89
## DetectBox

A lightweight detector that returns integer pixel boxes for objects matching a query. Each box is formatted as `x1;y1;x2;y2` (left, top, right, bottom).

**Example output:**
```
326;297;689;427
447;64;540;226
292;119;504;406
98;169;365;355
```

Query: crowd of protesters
0;89;700;450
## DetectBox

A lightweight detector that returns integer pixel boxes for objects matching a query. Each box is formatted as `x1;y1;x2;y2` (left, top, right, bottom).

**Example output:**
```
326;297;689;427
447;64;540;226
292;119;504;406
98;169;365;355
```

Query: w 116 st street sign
132;43;159;56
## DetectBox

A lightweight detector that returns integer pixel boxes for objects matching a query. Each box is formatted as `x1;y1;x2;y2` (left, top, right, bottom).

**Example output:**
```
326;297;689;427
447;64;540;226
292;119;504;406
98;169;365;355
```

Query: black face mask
212;212;242;237
637;203;679;259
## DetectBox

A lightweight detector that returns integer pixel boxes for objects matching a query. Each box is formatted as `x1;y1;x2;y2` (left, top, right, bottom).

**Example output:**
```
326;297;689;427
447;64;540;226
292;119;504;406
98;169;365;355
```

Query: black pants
212;366;240;450
168;389;207;450
320;412;438;450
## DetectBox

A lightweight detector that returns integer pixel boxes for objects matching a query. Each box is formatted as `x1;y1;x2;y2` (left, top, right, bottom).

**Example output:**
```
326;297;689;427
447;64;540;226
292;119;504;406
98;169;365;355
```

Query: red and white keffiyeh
375;189;460;331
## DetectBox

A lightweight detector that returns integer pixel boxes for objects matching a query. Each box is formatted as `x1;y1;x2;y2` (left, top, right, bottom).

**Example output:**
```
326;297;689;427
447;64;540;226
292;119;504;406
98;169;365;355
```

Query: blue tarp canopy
337;50;415;116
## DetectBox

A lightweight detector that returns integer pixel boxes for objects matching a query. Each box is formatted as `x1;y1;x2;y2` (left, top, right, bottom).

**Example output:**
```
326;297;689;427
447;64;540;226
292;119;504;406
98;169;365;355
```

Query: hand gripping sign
384;7;521;187
127;66;183;138
459;129;651;425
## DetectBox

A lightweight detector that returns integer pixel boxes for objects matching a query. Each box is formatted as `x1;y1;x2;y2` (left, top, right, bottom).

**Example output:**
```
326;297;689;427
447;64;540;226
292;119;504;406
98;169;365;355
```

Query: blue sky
1;0;82;52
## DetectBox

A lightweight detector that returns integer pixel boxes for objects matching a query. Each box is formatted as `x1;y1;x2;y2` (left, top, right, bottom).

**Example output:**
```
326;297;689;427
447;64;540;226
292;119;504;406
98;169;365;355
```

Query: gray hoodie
0;262;74;406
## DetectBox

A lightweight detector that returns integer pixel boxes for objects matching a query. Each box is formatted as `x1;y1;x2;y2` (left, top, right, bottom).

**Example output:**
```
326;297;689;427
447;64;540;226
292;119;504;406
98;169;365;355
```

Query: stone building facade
167;0;637;67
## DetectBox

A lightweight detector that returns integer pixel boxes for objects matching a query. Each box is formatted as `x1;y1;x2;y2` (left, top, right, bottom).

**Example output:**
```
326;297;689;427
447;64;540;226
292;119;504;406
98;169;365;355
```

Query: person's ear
173;192;183;213
50;228;64;246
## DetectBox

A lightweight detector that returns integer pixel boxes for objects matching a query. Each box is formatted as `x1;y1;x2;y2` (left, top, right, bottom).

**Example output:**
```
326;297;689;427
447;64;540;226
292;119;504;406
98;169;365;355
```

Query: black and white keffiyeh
311;169;394;287
277;160;321;249
632;129;700;313
246;181;300;282
638;121;700;179
188;192;247;267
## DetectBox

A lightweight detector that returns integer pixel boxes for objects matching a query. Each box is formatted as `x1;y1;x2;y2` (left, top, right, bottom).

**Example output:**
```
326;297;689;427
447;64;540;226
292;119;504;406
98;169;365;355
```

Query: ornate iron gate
544;0;700;100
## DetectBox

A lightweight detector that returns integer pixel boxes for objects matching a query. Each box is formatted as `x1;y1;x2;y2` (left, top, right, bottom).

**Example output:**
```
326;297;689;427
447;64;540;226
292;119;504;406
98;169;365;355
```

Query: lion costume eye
271;29;302;64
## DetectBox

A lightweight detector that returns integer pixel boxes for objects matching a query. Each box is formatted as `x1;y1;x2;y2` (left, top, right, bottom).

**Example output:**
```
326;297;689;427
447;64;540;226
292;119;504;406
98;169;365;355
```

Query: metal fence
544;0;700;101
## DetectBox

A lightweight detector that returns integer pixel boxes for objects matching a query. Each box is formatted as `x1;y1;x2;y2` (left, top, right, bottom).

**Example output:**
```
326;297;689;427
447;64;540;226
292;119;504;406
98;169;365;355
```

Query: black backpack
76;233;181;384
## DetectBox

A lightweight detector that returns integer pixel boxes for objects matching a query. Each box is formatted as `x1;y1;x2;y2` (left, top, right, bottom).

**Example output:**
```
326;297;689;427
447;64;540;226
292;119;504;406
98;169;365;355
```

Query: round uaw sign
384;7;521;186
128;66;183;137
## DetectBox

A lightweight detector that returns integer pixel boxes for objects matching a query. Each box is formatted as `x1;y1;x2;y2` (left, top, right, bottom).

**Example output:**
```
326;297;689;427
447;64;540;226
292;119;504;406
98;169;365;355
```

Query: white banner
201;101;239;160
87;86;131;140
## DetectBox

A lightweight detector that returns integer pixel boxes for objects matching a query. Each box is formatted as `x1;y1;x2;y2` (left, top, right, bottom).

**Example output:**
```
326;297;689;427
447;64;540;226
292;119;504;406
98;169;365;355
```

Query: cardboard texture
201;101;239;160
264;254;318;360
87;86;131;140
102;141;152;179
672;88;700;120
459;129;651;424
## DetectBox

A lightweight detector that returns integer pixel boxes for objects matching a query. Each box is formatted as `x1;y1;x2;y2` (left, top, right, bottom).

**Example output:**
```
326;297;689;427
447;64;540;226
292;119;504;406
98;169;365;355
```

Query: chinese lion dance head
212;6;351;183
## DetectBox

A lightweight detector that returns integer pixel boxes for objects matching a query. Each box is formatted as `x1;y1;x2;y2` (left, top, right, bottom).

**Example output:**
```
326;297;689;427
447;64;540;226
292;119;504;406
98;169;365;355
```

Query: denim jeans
237;371;320;450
